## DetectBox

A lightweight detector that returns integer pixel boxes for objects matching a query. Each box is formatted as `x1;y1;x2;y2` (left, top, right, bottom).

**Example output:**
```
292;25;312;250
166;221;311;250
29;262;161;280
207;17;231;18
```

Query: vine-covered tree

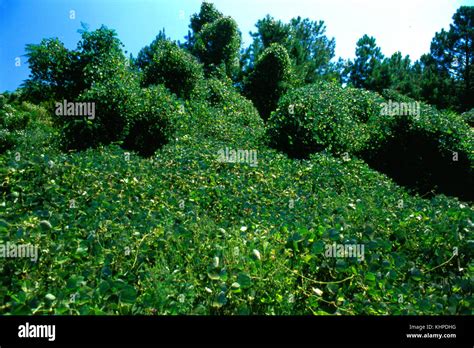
193;17;241;78
243;43;292;120
135;29;168;71
142;39;204;99
412;53;457;110
241;15;336;84
185;3;241;79
22;25;128;102
185;2;223;50
23;38;74;102
77;26;129;89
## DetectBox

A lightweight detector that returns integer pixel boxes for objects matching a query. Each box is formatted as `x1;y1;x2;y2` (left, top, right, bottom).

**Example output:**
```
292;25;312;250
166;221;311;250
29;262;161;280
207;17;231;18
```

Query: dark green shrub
362;89;473;200
204;78;230;105
0;94;6;110
1;105;30;130
461;108;474;127
59;68;179;155
243;43;292;120
0;102;29;153
59;73;140;151
55;33;186;154
0;129;16;153
0;101;52;154
175;77;266;148
267;81;377;158
268;83;473;200
194;77;241;106
123;85;179;157
142;40;204;99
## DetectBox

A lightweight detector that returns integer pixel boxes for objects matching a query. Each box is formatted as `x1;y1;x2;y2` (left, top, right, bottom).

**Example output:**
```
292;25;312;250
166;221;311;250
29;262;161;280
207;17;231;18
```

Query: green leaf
237;273;252;289
365;272;376;282
119;285;137;304
312;240;325;255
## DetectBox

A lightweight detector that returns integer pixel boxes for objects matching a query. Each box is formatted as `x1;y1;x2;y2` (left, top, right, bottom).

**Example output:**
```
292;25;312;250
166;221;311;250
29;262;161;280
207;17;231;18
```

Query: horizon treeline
14;3;474;114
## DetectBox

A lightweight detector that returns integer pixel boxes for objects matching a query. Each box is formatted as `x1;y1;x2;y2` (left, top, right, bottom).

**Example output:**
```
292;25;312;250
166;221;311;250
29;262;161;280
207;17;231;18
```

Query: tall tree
430;6;473;110
288;17;336;83
346;35;384;89
22;25;128;103
23;38;76;101
369;52;417;96
253;15;291;49
416;53;458;110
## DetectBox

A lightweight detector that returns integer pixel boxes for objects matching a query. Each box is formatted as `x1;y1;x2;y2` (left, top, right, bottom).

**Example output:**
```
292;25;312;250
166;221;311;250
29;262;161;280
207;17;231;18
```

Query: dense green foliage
78;25;129;90
193;17;241;78
59;70;139;151
1;2;473;317
364;90;473;201
23;26;129;104
243;44;292;120
241;15;338;85
1;95;472;314
24;28;184;152
461;108;474;126
123;85;180;157
267;82;385;157
135;30;168;71
186;2;224;50
142;40;204;99
0;100;26;153
184;79;266;148
0;99;46;153
268;83;473;200
22;38;76;103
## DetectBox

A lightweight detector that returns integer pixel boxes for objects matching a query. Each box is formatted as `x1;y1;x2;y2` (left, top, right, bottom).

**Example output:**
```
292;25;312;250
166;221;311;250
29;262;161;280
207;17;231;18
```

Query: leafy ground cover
0;92;472;315
268;82;473;200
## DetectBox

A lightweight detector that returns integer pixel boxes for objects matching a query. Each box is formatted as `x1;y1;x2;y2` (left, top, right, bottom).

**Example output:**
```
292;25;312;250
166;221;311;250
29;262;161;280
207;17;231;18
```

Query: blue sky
0;0;471;91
